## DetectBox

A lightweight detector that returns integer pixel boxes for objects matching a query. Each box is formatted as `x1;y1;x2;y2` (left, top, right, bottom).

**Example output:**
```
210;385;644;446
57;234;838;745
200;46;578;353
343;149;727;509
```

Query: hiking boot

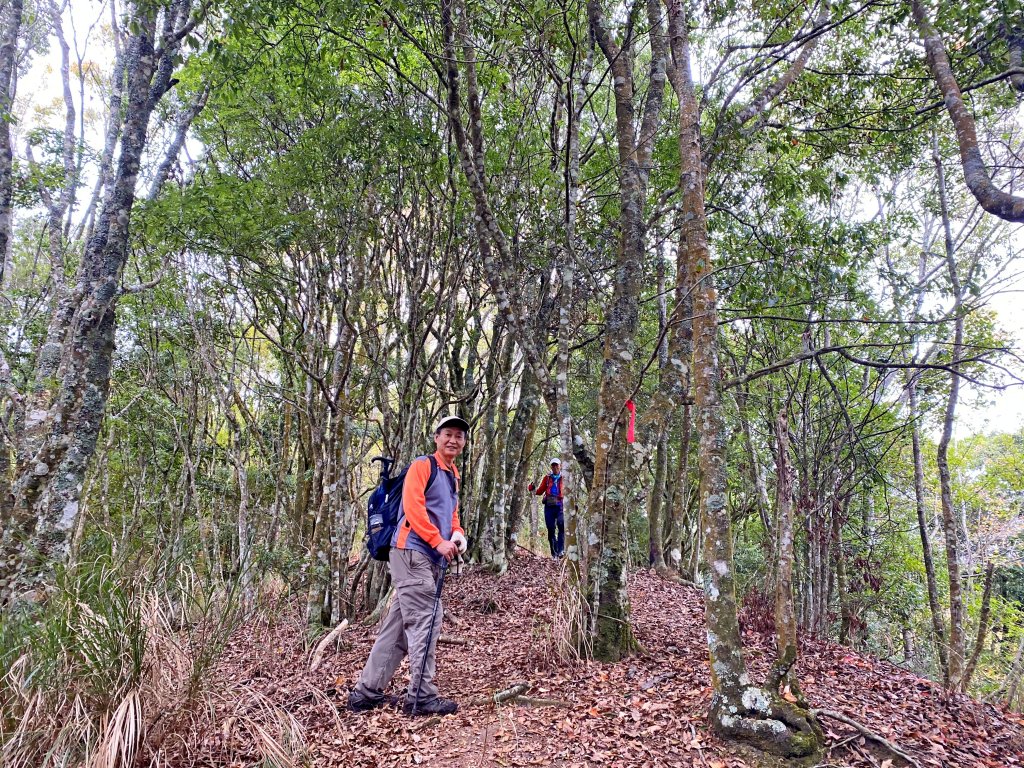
347;689;388;712
404;697;459;716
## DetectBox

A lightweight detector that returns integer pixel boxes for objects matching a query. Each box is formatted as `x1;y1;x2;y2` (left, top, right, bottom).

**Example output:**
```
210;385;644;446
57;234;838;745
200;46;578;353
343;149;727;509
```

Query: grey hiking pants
355;548;444;704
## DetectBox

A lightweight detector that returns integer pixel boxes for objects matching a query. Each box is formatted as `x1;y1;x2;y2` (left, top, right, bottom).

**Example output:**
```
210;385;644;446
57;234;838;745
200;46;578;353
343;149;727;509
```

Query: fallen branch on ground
309;620;349;672
464;683;571;709
438;635;469;646
443;610;466;628
468;682;530;707
411;715;443;730
812;708;921;768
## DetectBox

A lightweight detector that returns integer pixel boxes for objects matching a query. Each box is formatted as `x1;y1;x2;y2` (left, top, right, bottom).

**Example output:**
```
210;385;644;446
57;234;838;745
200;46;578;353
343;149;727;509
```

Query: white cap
549;457;561;466
433;414;470;434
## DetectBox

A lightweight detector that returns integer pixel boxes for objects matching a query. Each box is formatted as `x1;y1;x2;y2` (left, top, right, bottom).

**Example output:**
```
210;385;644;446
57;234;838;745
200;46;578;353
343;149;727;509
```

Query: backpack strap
428;454;458;495
426;455;438;491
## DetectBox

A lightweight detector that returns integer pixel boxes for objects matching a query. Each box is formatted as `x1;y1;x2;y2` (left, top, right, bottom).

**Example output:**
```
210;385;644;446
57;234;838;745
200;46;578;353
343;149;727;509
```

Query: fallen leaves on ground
161;554;1024;767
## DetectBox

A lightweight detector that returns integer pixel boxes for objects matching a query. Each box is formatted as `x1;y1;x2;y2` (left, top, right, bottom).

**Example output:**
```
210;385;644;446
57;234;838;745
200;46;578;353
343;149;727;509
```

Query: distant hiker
348;415;470;717
529;458;565;559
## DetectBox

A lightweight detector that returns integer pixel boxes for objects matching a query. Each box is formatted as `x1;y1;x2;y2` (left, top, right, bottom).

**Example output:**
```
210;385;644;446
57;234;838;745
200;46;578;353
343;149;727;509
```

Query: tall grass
0;547;306;767
527;559;591;669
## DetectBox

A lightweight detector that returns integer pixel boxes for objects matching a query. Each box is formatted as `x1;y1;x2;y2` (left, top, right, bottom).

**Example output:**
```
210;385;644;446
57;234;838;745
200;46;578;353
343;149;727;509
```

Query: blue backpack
366;456;439;561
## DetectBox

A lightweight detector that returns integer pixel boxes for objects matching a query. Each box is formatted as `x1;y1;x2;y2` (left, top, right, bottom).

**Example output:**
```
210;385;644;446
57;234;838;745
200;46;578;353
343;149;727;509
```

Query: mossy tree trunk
772;412;801;699
0;0;21;289
663;0;823;756
505;367;542;553
581;0;669;661
0;0;203;603
478;329;514;574
648;255;670;571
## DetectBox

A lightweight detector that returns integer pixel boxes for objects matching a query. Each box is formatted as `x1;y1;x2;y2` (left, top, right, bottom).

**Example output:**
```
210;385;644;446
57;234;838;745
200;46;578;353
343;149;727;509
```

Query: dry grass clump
0;556;305;768
525;558;590;670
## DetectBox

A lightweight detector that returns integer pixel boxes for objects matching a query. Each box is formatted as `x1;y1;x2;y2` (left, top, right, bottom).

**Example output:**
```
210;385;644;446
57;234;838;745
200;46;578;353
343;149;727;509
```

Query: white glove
451;531;468;554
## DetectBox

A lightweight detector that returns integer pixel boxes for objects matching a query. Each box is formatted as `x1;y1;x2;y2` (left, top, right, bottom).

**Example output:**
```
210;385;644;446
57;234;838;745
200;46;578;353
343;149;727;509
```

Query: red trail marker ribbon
625;399;636;443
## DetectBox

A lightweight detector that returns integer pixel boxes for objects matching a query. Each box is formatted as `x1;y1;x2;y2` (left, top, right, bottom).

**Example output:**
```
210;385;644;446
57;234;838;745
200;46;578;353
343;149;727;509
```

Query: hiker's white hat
433;414;470;434
549;457;561;465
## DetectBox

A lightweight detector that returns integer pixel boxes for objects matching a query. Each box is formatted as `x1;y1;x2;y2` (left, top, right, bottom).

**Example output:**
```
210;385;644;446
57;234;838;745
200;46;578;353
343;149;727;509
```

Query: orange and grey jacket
392;452;464;565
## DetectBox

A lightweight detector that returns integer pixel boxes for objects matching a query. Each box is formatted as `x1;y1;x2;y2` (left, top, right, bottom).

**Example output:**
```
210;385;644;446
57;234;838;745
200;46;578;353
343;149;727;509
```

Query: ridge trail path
198;554;1024;767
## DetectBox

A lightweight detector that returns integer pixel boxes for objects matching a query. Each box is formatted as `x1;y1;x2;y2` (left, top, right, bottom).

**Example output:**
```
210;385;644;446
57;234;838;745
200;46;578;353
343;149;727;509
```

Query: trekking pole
412;561;448;715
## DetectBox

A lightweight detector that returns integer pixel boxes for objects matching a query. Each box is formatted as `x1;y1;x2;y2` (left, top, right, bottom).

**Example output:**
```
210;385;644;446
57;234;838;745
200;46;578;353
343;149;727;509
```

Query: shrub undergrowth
0;541;305;767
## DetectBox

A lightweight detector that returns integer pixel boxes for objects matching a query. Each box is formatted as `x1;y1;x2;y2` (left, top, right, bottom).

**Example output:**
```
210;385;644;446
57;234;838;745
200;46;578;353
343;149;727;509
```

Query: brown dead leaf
180;556;1024;768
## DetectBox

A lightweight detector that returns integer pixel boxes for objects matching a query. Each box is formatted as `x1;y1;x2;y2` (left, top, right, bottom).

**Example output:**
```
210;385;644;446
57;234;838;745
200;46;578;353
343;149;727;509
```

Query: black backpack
366;455;439;561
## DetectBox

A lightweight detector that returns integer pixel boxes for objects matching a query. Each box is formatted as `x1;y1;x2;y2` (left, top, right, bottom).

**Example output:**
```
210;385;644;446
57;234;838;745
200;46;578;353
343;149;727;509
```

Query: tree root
812;708;922;768
361;587;393;626
711;687;824;759
653;566;697;588
309;619;349;672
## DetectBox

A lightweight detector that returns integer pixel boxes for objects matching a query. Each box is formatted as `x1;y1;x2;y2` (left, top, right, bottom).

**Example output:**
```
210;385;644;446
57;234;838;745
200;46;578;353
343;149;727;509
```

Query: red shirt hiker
529;459;565;558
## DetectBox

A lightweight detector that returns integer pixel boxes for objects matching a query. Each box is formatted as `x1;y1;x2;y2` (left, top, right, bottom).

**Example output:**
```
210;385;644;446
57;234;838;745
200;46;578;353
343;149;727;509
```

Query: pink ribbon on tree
625;399;636;443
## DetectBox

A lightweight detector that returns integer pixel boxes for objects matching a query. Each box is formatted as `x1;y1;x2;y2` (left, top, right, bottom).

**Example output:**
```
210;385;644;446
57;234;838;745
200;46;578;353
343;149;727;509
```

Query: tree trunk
663;0;822;755
582;0;655;662
934;141;967;688
834;496;857;648
911;0;1024;222
649;430;669;570
772;412;801;699
960;561;995;693
909;382;950;682
648;254;670;570
665;403;692;574
0;1;201;603
1004;631;1024;709
479;333;514;574
0;0;23;286
504;367;541;553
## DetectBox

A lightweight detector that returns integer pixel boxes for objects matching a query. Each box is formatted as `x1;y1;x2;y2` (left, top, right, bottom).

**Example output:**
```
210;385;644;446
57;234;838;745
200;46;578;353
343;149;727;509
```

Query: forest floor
179;551;1024;767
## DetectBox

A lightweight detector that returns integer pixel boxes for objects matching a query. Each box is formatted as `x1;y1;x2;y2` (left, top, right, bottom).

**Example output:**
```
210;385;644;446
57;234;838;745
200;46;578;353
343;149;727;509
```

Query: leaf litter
162;553;1024;767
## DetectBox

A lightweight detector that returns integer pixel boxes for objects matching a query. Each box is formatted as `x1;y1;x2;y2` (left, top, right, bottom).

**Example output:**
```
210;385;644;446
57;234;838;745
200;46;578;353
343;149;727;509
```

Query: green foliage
0;535;254;767
0;556;146;718
5;0;1022;730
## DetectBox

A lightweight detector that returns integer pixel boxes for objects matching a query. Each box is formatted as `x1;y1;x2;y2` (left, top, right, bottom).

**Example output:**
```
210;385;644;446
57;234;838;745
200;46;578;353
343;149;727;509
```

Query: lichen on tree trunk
663;0;823;756
0;2;203;603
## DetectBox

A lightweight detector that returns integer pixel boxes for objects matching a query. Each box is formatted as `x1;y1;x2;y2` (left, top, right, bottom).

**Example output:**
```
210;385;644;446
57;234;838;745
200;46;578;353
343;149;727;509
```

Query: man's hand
435;540;458;562
451;531;468;554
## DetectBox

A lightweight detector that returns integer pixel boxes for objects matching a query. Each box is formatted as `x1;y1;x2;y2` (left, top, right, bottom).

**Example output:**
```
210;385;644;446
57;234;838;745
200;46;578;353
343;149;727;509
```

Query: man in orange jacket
529;458;565;558
348;415;469;717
